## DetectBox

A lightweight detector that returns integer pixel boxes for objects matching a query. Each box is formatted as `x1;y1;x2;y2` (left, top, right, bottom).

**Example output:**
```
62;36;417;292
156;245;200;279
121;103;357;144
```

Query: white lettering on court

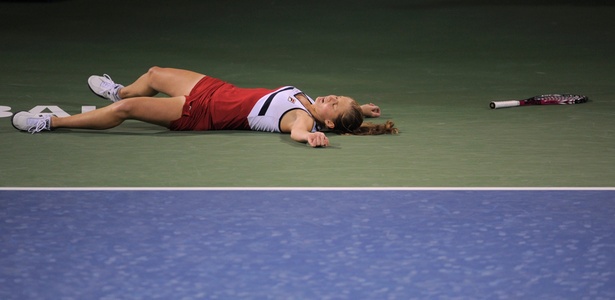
0;106;11;118
0;105;98;118
28;106;70;117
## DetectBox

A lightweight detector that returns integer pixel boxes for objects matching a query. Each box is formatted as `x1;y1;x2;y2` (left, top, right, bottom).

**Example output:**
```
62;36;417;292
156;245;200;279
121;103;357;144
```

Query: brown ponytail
350;120;399;135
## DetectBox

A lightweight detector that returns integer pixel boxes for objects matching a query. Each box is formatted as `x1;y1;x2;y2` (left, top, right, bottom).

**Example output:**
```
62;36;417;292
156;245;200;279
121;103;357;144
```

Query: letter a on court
29;106;70;117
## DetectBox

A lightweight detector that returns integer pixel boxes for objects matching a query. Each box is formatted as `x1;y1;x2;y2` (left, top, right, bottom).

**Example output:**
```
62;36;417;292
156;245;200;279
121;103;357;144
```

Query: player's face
313;95;355;124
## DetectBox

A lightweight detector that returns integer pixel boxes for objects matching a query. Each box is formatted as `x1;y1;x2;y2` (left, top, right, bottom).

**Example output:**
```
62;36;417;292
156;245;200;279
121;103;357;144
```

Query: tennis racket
490;94;588;109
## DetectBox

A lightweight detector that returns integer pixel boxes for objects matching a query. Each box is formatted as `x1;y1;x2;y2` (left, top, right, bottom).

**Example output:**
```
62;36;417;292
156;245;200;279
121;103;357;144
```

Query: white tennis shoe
88;74;124;102
11;111;53;133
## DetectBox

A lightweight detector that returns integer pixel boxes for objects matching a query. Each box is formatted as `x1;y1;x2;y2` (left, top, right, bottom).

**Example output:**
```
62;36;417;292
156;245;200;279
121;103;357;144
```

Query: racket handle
490;100;520;109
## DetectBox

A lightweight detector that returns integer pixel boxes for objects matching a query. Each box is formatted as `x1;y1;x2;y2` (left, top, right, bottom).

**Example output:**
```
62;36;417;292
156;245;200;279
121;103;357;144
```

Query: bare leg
51;96;186;129
49;67;206;130
119;66;206;99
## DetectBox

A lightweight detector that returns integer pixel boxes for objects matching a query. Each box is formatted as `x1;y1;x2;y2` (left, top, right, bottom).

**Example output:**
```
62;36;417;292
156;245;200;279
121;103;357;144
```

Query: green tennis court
1;0;614;187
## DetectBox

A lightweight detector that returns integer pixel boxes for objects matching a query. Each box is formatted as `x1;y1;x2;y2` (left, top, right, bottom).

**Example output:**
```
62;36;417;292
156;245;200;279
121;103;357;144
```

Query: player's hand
307;132;329;147
361;103;381;118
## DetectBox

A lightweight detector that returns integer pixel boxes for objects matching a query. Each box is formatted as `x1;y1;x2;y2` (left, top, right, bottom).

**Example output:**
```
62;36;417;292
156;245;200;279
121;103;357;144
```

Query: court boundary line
1;187;614;191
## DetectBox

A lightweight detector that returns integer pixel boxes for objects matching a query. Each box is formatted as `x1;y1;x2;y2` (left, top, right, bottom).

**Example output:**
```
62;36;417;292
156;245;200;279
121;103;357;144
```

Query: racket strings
535;94;588;104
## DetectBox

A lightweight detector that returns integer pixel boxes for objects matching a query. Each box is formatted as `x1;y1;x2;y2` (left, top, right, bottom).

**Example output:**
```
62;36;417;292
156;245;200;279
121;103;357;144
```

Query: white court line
1;187;614;191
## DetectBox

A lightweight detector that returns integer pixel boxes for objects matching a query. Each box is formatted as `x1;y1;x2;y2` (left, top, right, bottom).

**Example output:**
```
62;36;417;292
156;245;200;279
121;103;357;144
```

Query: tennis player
11;67;397;147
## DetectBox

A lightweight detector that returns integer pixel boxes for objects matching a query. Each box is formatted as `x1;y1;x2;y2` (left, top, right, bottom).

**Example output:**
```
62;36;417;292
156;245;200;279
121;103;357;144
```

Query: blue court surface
1;188;614;299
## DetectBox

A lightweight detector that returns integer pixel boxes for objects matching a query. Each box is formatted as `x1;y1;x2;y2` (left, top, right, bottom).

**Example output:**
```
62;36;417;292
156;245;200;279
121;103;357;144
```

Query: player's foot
88;74;124;102
11;111;53;133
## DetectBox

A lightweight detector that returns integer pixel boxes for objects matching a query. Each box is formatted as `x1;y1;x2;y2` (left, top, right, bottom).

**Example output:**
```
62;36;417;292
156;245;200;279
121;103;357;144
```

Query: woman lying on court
11;67;398;147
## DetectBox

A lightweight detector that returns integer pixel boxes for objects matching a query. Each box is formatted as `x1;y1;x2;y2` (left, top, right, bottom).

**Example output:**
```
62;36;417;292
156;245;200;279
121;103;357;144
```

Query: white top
247;86;320;133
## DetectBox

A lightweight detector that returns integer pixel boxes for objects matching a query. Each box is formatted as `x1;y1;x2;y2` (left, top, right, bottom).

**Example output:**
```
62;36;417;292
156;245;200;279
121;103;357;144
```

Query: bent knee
147;66;175;87
147;66;164;78
148;65;162;73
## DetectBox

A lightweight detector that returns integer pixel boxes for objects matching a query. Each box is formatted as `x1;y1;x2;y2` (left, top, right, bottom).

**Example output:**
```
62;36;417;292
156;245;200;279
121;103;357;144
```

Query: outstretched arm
361;103;381;118
289;116;329;147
